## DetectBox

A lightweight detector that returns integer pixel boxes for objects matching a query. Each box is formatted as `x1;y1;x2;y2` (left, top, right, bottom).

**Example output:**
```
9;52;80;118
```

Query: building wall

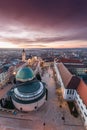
12;94;46;112
54;61;75;100
54;61;87;127
64;89;76;101
54;61;64;89
0;71;9;87
75;91;87;127
76;68;86;75
54;61;65;99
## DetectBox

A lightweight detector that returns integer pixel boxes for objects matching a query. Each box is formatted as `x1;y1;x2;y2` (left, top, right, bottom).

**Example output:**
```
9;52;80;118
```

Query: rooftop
59;58;83;64
67;76;80;89
77;80;87;106
65;64;87;68
16;67;34;82
17;80;41;93
57;63;72;88
57;63;81;89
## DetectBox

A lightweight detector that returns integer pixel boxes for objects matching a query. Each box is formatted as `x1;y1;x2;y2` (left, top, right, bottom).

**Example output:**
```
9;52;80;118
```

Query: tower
22;49;26;62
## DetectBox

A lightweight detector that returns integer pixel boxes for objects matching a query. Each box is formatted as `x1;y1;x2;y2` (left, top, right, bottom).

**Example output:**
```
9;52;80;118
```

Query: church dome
16;67;34;82
13;81;45;102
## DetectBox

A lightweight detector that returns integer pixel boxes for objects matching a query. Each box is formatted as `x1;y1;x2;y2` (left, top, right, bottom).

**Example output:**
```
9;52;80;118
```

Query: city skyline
0;0;87;48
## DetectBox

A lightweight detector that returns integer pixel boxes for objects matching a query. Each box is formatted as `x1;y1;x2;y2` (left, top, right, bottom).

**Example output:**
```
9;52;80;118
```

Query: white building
54;60;87;128
0;68;10;87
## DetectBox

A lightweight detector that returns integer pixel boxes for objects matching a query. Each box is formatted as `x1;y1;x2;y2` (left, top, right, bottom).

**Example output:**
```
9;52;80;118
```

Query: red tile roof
59;58;82;64
67;76;80;89
57;63;72;88
77;80;87;106
65;64;86;68
57;63;80;89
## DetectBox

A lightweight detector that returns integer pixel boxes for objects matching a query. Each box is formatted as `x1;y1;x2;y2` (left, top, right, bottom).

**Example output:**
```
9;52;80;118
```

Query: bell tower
22;49;26;62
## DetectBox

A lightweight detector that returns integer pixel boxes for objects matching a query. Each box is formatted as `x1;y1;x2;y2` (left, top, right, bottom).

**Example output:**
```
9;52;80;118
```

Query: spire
23;49;25;52
22;49;26;62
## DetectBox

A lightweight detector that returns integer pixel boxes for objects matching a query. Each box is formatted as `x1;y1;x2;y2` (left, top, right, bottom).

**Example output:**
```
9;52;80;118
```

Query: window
84;112;87;117
72;90;74;95
67;90;69;94
69;97;71;99
81;106;83;110
78;101;80;104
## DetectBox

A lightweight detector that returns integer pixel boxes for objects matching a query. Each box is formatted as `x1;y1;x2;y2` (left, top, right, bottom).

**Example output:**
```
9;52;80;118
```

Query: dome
13;81;45;102
16;67;34;82
11;79;46;111
17;81;40;94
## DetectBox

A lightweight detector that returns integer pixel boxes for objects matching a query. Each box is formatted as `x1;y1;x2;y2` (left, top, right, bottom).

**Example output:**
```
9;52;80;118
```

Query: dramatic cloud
0;0;87;48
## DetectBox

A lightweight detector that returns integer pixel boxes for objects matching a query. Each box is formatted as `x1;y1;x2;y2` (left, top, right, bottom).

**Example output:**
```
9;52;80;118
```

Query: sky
0;0;87;48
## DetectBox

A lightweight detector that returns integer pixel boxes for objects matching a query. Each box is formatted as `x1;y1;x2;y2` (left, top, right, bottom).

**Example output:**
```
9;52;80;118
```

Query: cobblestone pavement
0;66;85;130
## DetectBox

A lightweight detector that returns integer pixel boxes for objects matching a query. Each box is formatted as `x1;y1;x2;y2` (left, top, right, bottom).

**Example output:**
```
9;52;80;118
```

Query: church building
10;66;47;111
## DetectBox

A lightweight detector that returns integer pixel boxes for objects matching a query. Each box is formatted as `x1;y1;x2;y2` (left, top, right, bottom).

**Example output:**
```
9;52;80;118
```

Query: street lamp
13;71;16;75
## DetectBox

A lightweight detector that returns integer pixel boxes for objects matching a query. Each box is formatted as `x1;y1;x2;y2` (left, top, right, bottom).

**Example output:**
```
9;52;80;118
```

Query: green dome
13;80;46;104
17;81;40;93
16;67;34;82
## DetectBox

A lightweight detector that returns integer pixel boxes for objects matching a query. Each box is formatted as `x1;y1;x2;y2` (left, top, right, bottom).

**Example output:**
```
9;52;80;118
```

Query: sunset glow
0;0;87;49
0;42;18;48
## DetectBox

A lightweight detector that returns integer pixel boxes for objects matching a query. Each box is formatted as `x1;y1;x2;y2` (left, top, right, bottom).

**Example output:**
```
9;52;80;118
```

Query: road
0;66;85;130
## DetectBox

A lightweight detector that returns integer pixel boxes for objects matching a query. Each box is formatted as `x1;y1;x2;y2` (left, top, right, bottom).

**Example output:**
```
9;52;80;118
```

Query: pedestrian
43;122;45;126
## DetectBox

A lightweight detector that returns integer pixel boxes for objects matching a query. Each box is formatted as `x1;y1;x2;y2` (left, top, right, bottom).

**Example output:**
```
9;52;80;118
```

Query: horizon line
0;47;87;50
